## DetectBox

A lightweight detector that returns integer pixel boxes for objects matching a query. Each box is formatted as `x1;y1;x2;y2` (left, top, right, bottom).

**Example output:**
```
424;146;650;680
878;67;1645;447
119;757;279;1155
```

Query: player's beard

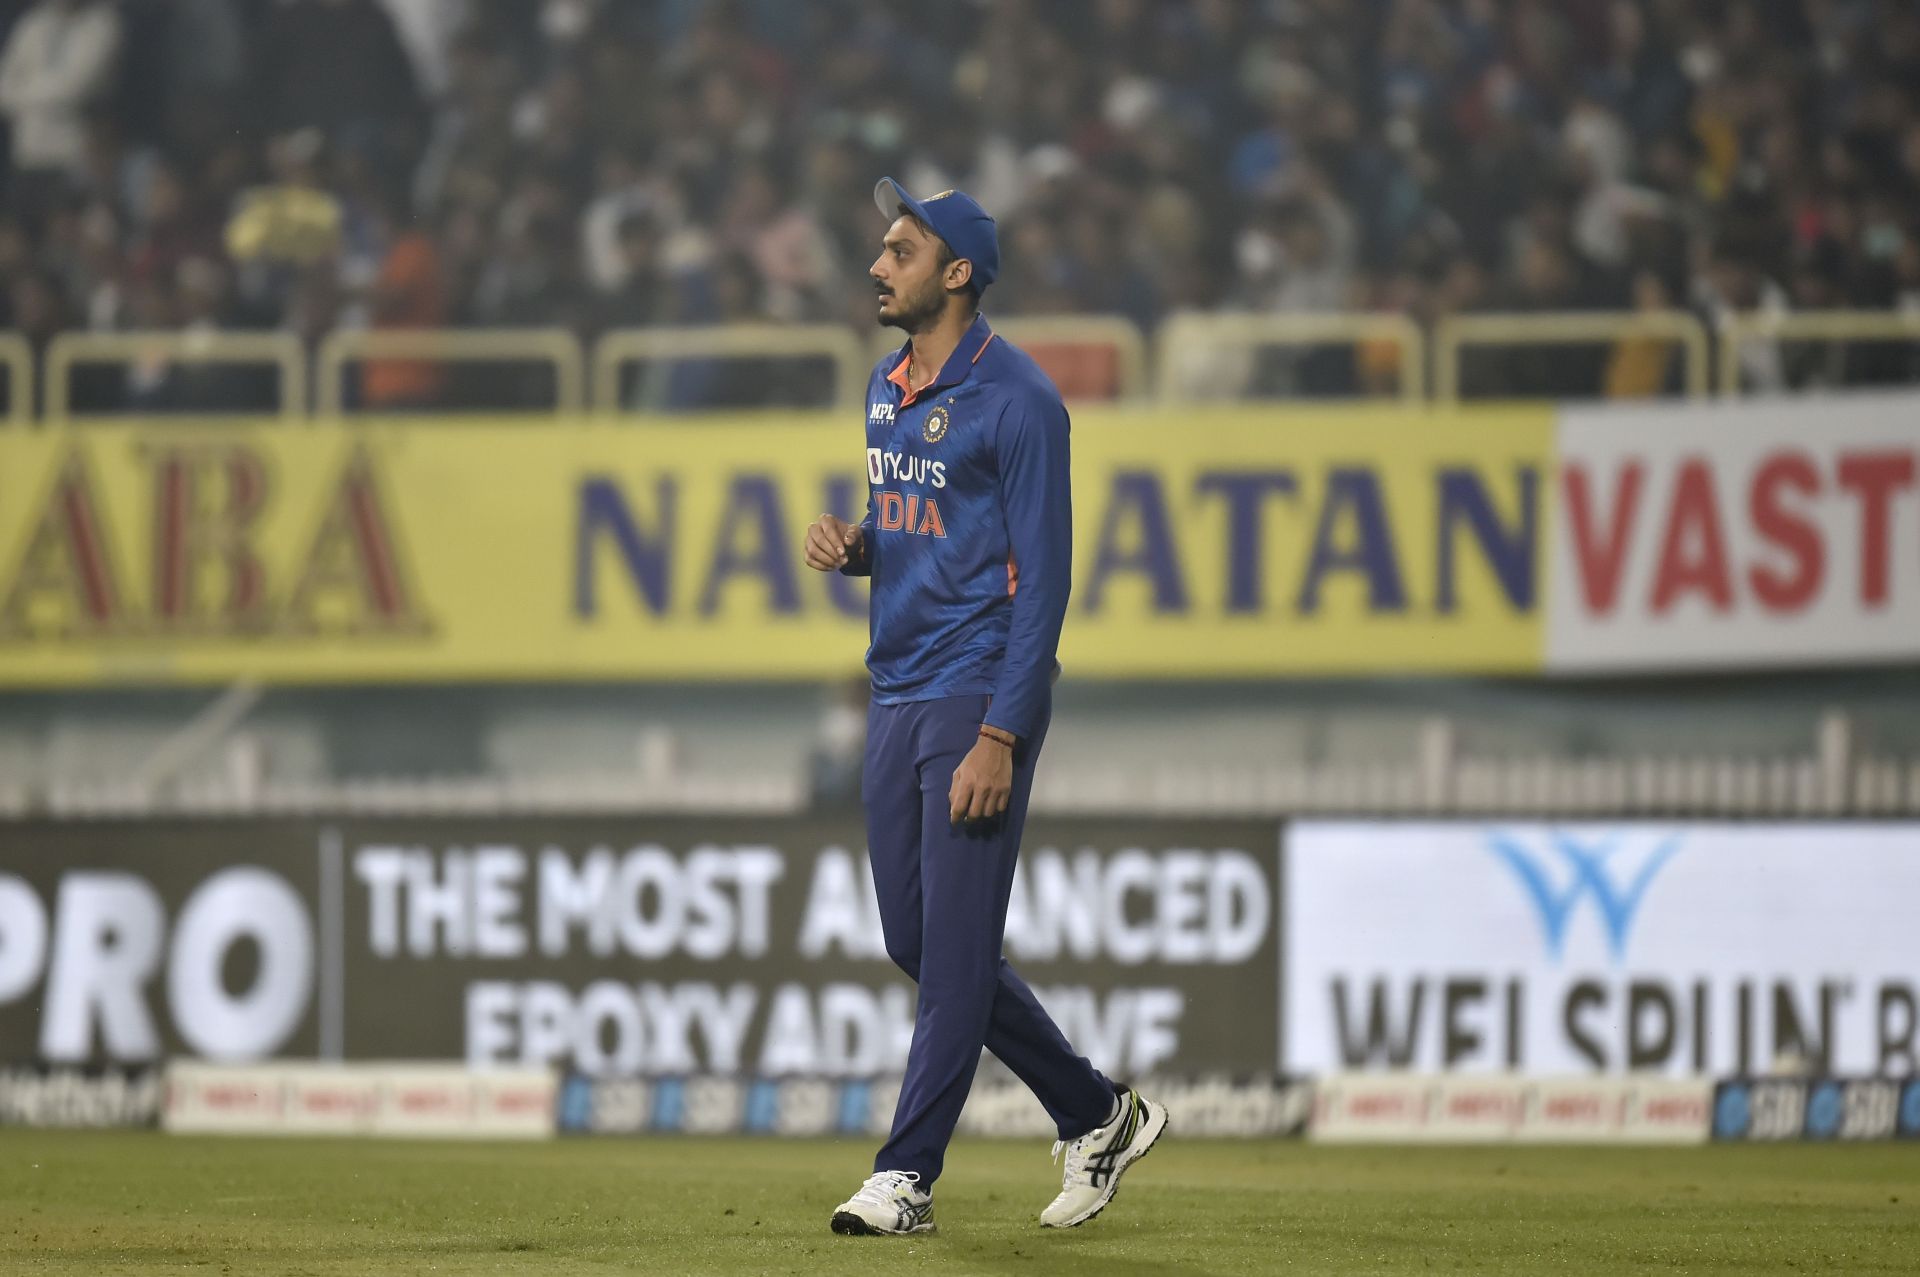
876;274;946;332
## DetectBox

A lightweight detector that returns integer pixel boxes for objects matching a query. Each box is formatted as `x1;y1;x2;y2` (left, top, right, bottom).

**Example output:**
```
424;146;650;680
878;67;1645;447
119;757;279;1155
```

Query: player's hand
805;513;861;572
949;736;1014;823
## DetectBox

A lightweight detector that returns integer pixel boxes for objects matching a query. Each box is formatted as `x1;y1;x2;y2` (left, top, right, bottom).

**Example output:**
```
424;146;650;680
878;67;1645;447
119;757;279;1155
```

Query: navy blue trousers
863;693;1116;1186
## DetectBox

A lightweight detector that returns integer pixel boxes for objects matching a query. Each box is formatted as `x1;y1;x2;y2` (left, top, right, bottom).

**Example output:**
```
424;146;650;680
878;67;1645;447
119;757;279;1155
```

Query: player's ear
945;257;974;294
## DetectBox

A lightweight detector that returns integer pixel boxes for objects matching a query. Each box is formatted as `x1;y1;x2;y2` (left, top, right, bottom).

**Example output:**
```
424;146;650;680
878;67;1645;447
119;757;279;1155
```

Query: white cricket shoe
830;1170;935;1236
1039;1087;1168;1228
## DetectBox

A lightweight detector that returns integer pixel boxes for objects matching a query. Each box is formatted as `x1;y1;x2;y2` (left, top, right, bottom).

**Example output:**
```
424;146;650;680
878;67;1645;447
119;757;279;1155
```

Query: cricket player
803;178;1167;1236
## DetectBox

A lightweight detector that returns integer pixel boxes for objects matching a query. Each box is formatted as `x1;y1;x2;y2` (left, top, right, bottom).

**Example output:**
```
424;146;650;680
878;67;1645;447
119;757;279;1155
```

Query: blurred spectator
10;266;67;362
359;185;447;411
378;0;470;98
127;158;222;291
225;131;345;271
592;207;671;332
1606;267;1683;398
0;0;122;201
118;254;276;412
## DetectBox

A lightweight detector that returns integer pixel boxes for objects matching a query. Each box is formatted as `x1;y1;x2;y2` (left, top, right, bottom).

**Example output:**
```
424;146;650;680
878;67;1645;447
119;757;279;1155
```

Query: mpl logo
1484;829;1683;963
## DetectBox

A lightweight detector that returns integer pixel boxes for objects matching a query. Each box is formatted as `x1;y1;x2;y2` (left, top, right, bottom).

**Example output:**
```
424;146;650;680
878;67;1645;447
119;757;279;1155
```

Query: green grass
0;1132;1915;1275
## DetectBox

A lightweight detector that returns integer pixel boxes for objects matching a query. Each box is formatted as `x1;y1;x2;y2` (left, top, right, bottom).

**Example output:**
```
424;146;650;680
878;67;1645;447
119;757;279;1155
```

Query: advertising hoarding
0;817;1279;1079
1284;822;1920;1078
1310;1073;1711;1143
1710;1076;1920;1141
4;395;1915;684
1550;393;1920;671
0;409;1548;684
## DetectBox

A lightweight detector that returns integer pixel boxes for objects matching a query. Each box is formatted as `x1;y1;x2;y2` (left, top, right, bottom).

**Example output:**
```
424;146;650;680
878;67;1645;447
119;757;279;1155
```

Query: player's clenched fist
804;513;862;572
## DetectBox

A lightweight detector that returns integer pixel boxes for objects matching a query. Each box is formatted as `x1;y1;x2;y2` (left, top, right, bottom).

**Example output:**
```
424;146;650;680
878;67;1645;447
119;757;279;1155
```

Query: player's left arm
985;391;1071;741
948;391;1071;822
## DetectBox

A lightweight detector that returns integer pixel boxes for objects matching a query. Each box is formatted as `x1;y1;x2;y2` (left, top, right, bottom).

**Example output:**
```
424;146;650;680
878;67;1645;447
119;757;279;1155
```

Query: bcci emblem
922;406;951;444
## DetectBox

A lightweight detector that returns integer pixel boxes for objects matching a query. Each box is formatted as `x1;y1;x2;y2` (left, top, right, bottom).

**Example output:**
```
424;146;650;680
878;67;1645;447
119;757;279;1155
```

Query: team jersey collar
885;312;996;407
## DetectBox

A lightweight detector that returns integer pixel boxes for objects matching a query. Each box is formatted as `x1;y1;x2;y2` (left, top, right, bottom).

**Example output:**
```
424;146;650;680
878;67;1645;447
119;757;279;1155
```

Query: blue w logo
1484;830;1682;962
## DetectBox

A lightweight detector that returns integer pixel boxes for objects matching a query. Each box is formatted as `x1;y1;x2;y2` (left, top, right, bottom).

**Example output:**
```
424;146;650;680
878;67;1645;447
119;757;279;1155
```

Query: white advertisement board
165;1061;556;1138
1311;1073;1711;1143
1284;823;1920;1077
1549;393;1920;671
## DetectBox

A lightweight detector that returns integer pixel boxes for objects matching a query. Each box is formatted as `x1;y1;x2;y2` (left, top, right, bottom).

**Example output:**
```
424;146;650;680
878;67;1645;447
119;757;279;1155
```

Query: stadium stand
0;0;1915;414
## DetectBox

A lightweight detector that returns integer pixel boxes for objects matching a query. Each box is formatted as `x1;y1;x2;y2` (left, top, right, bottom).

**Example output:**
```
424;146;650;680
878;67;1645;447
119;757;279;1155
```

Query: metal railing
0;332;31;426
43;330;308;423
6;309;1916;423
998;316;1149;401
1154;311;1427;407
316;327;585;417
1435;311;1712;404
1027;712;1920;818
10;708;1916;820
867;316;1150;402
595;323;868;414
1719;309;1920;395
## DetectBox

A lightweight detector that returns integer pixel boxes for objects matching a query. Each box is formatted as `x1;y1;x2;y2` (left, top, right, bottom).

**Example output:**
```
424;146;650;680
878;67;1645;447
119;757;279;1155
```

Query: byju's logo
1484;830;1682;962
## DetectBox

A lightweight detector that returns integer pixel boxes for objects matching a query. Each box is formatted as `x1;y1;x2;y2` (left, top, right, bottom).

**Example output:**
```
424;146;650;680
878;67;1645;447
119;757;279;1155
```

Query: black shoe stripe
1046;1109;1168;1230
1083;1094;1147;1188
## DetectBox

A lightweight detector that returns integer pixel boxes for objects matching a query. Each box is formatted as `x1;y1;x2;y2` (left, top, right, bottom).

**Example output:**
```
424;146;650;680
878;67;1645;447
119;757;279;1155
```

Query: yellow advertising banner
0;407;1551;686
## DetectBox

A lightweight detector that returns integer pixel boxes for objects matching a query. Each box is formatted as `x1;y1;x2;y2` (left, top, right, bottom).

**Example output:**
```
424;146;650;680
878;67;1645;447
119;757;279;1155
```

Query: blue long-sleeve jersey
839;313;1071;741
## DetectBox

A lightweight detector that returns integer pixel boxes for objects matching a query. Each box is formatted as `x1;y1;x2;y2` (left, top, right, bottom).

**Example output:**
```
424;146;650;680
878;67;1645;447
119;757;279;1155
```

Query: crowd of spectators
0;0;1917;411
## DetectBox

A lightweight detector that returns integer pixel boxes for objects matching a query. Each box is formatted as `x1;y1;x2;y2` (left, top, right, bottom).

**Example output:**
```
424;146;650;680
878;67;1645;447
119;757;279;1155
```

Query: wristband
979;725;1016;748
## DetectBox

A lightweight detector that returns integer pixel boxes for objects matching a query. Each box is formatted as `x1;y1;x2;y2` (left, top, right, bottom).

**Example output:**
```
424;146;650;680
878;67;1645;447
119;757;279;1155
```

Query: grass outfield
0;1133;1916;1275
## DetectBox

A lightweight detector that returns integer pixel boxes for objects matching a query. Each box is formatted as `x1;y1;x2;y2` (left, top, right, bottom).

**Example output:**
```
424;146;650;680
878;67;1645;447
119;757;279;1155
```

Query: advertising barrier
0;816;1279;1079
0;1062;160;1129
1550;393;1920;671
164;1061;556;1138
8;813;1917;1119
1711;1077;1920;1142
1310;1073;1712;1144
1284;822;1920;1077
557;1072;1311;1139
0;408;1549;683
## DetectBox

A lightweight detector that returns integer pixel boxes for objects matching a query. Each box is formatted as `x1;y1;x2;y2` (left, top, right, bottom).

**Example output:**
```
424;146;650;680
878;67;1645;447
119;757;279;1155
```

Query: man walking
803;178;1166;1236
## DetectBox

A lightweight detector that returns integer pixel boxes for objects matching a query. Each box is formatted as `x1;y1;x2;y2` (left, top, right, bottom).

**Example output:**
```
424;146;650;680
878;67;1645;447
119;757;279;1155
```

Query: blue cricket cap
874;176;999;291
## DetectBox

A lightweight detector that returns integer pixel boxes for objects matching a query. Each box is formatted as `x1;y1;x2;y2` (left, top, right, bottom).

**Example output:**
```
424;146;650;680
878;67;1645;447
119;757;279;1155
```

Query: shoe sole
830;1210;935;1237
1041;1096;1170;1229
